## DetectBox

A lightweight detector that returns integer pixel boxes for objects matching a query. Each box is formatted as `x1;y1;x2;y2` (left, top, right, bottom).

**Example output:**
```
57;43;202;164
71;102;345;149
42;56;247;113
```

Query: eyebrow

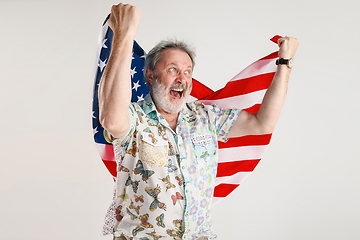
167;62;192;69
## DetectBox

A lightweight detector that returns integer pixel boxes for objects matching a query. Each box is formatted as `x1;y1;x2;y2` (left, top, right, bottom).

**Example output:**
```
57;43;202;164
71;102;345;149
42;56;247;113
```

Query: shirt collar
140;93;195;125
141;94;157;116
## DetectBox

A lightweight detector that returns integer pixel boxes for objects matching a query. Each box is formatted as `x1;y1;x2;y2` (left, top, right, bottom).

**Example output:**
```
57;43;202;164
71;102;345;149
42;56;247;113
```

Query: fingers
277;37;284;47
108;3;141;37
278;36;298;46
277;36;299;59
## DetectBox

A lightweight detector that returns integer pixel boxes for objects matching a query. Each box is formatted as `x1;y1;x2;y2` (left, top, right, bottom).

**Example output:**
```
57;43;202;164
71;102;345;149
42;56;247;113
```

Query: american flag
93;15;281;205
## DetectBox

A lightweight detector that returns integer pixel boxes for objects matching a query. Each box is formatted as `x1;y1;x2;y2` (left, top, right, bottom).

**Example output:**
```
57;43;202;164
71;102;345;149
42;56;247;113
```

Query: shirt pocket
139;130;169;168
191;133;217;162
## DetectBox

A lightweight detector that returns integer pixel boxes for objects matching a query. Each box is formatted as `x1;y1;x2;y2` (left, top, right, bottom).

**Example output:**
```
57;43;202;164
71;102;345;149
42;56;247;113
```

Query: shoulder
186;101;210;114
186;101;229;116
111;102;147;146
129;101;147;120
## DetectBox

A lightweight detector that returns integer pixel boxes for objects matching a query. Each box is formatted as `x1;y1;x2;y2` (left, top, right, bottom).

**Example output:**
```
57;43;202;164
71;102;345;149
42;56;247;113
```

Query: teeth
172;88;184;92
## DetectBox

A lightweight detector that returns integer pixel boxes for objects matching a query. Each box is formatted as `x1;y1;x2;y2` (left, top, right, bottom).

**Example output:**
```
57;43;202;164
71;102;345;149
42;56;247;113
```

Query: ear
146;68;153;86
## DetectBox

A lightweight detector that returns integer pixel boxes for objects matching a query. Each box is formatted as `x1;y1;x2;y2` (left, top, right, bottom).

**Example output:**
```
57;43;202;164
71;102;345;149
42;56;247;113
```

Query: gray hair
143;39;196;87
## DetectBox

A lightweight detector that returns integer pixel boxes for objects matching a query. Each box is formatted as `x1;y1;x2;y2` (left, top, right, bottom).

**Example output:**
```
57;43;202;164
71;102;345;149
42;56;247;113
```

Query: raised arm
98;3;141;139
227;36;299;137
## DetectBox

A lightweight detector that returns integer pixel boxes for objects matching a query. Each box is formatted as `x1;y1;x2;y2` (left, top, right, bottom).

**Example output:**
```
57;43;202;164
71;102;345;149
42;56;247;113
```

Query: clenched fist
278;36;299;59
108;3;141;39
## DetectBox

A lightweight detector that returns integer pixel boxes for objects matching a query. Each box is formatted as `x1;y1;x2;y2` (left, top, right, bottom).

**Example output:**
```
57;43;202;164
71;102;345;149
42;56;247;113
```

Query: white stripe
186;95;198;103
212;171;252;206
229;58;277;82
218;145;268;162
199;89;267;109
95;143;115;161
212;197;222;206
215;171;252;186
95;143;106;159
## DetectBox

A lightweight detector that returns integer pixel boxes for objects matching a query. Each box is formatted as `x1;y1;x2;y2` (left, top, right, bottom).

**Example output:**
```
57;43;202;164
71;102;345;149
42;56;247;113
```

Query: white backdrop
1;0;359;239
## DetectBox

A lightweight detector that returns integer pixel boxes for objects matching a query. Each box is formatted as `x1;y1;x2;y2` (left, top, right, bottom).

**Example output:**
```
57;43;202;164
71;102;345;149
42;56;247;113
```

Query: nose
177;71;188;84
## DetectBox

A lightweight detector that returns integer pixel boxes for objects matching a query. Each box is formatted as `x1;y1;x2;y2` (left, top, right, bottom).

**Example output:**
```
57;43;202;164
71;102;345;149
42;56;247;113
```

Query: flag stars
132;81;141;91
98;58;107;72
93;126;98;135
137;94;144;102
102;38;108;49
130;67;137;78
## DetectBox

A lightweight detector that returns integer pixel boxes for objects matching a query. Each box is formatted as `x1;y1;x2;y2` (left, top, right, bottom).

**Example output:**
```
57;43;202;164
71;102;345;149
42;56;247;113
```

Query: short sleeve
211;105;241;142
107;106;136;146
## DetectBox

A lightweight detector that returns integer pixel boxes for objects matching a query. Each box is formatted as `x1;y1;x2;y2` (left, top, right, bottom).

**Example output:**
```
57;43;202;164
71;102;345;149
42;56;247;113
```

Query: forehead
157;48;193;69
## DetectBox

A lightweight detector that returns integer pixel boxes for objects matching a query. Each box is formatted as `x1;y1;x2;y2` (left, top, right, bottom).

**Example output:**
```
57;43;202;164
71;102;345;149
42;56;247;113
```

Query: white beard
151;78;191;114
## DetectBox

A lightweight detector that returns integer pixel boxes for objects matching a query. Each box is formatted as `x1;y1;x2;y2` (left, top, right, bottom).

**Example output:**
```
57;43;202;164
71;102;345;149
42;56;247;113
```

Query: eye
184;70;191;75
168;68;176;73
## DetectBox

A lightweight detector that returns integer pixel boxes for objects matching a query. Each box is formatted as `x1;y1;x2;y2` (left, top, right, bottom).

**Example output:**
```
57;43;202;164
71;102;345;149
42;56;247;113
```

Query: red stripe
218;134;272;148
243;104;261;113
102;159;117;178
270;35;282;44
214;183;239;198
259;51;278;60
102;144;115;161
200;72;275;100
190;78;214;99
217;159;261;177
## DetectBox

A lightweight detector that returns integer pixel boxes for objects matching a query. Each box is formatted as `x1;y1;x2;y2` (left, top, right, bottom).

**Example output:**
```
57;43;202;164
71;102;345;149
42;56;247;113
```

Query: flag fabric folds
92;15;280;205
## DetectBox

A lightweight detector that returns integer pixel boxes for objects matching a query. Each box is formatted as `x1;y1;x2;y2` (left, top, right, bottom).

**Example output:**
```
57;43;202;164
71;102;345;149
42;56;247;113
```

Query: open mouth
170;88;184;99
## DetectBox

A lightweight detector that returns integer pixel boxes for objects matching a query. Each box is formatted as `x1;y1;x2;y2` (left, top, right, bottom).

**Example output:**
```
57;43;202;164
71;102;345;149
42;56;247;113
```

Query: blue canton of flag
92;14;149;146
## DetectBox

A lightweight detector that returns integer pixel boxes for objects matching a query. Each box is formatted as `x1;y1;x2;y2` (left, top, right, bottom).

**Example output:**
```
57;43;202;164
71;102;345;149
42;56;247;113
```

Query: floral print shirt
102;94;240;240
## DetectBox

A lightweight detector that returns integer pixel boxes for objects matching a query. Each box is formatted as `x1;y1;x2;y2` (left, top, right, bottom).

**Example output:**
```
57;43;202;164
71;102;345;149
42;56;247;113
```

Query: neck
156;107;179;132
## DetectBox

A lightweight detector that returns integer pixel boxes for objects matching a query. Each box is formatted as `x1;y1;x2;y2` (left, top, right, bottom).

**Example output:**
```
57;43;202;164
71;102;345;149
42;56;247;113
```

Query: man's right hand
108;3;141;40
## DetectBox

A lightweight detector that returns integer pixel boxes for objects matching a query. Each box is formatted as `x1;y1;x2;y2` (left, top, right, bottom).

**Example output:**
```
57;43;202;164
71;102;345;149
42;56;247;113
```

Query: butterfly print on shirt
125;175;140;193
139;213;154;228
134;160;155;182
159;175;176;191
171;192;184;205
145;185;167;212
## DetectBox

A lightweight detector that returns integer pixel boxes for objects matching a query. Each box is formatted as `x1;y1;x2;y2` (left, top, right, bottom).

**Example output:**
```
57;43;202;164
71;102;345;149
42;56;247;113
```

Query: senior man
98;3;298;240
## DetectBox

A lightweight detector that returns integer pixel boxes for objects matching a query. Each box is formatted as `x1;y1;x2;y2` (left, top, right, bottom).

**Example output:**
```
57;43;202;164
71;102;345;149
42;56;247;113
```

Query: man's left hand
278;36;299;59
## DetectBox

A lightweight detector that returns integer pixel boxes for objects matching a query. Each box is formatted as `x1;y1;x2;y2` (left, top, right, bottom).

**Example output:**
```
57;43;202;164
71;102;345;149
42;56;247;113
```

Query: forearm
217;37;298;138
255;65;290;133
98;35;133;137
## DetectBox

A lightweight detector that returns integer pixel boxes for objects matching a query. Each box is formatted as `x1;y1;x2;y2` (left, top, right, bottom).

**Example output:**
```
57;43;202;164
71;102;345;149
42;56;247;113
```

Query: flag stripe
201;72;275;100
96;143;115;161
102;160;117;177
228;58;277;83
259;51;279;60
212;197;223;206
190;78;214;99
217;159;261;177
215;171;252;185
218;146;267;162
218;134;272;148
214;183;239;198
242;104;261;113
199;89;267;110
270;35;282;44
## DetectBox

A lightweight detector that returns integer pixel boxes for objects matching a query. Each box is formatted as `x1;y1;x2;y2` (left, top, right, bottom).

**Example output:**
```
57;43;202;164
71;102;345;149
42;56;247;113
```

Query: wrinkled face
149;48;193;114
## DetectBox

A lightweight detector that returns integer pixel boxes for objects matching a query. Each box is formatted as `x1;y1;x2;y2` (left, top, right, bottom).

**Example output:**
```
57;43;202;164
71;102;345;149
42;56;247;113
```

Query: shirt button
182;166;185;169
186;190;189;193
